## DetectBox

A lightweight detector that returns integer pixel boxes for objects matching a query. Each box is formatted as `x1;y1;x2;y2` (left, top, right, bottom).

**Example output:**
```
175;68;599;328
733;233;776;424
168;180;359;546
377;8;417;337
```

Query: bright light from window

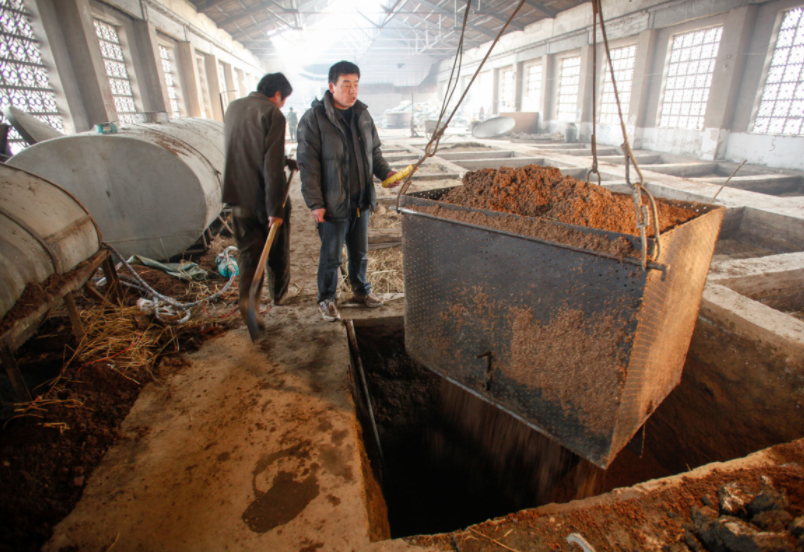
522;63;541;112
557;56;581;122
599;44;636;125
270;0;382;66
659;27;722;131
753;7;804;136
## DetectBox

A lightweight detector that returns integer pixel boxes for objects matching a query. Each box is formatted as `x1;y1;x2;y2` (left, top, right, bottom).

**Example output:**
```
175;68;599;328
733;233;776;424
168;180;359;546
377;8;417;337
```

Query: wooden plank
63;292;85;343
0;343;31;402
101;254;121;301
368;228;402;244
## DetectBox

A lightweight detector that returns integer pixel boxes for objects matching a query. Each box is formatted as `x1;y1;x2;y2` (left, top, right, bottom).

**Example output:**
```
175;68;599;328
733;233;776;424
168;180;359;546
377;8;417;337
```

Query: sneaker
273;284;300;306
352;292;383;308
319;298;341;322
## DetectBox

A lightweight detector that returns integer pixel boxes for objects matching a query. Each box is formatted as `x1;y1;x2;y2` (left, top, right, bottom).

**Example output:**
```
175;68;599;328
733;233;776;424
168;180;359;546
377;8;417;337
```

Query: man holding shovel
222;72;299;330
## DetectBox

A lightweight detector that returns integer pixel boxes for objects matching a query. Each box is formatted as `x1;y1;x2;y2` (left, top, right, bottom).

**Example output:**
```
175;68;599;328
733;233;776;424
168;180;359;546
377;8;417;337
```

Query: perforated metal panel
400;190;724;468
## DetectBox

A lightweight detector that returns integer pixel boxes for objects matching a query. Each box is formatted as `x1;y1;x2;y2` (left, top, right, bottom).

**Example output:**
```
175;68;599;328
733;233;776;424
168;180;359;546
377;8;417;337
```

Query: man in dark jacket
297;61;398;322
222;73;299;329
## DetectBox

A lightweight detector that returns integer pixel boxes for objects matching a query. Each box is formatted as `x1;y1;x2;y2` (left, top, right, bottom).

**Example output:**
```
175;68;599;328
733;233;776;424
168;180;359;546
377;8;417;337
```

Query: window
0;0;64;154
195;55;212;119
94;19;137;124
158;44;181;119
499;68;515;112
658;27;722;130
557;56;581;122
753;7;804;135
522;63;542;112
599;45;636;124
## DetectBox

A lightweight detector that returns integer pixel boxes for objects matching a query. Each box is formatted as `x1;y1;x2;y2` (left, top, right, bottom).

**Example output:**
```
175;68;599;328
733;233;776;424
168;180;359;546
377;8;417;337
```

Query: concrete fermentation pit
398;187;724;468
8;118;224;260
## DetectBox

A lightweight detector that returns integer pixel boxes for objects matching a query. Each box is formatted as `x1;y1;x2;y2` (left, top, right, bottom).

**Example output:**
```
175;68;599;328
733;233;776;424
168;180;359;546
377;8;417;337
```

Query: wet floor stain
242;471;320;533
242;442;319;533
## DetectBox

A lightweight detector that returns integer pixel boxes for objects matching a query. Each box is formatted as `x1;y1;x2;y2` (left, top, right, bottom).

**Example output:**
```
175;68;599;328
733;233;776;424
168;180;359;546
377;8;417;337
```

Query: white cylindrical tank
9;118;224;260
0;165;100;319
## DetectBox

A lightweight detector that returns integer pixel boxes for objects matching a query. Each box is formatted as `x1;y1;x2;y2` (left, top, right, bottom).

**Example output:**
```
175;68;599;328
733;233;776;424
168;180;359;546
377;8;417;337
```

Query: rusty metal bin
399;189;725;468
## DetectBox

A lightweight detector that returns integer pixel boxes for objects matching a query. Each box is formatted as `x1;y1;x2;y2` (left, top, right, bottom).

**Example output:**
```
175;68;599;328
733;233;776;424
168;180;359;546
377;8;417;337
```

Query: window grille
499;68;515;112
753;7;804;136
557;56;581;122
522;64;542;112
158;44;180;118
659;27;722;131
0;0;64;154
599;44;636;124
94;19;137;124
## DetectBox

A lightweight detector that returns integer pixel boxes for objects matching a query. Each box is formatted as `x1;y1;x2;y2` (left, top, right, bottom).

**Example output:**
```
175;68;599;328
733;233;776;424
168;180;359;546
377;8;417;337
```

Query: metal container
0;165;100;319
472;116;515;139
565;122;578;143
9;118;223;260
399;189;725;468
386;111;412;129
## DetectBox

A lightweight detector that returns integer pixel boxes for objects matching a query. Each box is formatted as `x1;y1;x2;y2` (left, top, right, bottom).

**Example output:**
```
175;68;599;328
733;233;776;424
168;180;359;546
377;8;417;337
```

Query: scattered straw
367;247;404;294
338;245;404;295
467;527;521;552
369;209;402;229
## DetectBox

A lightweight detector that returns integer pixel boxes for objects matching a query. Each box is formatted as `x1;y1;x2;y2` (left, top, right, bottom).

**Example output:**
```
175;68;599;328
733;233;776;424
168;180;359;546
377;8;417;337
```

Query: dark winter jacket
222;92;287;218
297;92;391;220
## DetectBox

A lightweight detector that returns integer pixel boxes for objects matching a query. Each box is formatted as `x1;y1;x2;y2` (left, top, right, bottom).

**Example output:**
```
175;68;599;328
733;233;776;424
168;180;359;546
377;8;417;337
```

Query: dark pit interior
349;321;695;538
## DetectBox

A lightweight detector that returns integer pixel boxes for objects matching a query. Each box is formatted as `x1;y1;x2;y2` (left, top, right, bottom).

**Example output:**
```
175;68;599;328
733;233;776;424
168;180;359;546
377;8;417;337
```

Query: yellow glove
382;164;414;188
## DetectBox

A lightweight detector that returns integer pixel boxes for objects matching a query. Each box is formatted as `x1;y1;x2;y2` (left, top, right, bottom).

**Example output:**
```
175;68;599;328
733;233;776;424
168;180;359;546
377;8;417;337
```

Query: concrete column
42;0;116;129
701;4;758;160
176;42;202;118
235;67;248;97
629;29;657;130
629;29;657;149
492;68;500;115
203;54;224;122
129;20;170;113
221;61;237;111
514;61;524;112
540;54;554;129
578;43;594;135
28;0;79;133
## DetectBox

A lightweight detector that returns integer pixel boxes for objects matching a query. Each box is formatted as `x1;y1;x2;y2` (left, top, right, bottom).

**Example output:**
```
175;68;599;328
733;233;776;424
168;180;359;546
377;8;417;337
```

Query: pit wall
22;0;266;134
436;0;804;171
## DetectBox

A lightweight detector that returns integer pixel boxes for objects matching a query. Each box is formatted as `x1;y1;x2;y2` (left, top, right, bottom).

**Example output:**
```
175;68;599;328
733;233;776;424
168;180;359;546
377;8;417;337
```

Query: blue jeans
317;212;371;302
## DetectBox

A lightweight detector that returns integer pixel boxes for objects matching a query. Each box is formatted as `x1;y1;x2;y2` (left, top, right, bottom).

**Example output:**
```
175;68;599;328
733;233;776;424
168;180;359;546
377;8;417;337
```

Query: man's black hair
257;72;292;99
328;61;360;84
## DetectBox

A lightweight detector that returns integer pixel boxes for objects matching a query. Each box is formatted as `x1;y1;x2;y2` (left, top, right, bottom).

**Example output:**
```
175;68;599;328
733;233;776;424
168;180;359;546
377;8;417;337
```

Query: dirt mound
442;165;697;236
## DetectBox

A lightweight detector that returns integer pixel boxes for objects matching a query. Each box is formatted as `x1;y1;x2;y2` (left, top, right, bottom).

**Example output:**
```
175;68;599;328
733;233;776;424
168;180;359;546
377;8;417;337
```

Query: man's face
329;74;359;109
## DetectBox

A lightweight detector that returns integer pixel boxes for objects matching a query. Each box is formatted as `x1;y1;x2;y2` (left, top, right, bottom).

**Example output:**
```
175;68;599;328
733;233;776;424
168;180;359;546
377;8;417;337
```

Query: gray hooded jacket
297;91;391;220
